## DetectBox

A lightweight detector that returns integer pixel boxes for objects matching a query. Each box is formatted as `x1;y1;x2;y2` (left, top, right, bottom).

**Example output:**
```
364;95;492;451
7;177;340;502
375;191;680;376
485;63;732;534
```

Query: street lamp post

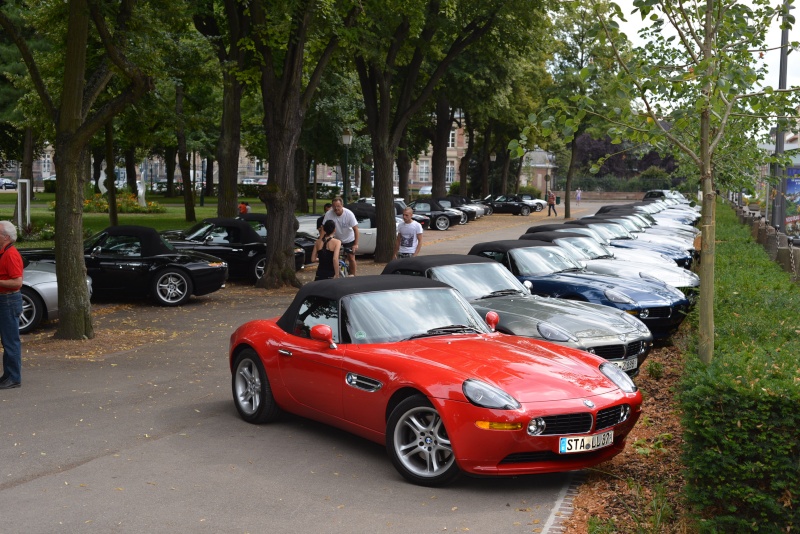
341;128;353;202
545;174;551;198
772;0;791;230
489;152;497;196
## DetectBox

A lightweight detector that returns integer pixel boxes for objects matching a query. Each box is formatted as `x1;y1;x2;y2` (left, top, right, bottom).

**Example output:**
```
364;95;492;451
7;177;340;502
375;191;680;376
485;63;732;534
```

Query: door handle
278;349;292;357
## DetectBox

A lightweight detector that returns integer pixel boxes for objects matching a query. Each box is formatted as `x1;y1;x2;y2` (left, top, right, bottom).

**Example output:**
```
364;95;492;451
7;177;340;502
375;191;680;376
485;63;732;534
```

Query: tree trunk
294;147;309;213
459;115;474;197
204;156;215;198
564;136;580;219
500;151;510;196
105;121;118;226
431;93;451;198
165;147;177;197
360;163;373;197
124;147;137;195
51;0;94;339
257;121;301;289
176;85;196;223
397;139;411;197
12;127;34;228
479;123;492;197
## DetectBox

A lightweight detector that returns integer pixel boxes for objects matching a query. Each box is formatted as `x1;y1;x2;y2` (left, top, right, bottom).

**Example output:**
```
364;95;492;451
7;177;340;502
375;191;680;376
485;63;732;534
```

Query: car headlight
537;321;577;342
463;379;520;410
619;312;650;333
605;289;635;304
600;362;638;393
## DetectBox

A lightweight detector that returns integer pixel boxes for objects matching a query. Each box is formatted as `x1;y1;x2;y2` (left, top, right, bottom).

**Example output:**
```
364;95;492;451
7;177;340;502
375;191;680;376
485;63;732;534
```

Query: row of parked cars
226;190;702;486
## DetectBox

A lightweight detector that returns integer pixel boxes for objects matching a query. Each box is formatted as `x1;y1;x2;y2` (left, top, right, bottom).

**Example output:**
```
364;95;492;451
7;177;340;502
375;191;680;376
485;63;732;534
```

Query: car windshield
428;263;527;300
342;288;490;344
555;237;613;260
184;222;217;241
609;218;641;233
560;227;607;244
438;200;452;208
592;223;632;239
510;247;583;276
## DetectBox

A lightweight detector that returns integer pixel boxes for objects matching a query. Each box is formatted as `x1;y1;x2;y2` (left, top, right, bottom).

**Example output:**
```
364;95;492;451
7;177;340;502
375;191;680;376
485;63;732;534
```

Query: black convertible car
407;198;464;230
236;213;316;266
478;195;533;216
21;226;228;306
163;217;305;279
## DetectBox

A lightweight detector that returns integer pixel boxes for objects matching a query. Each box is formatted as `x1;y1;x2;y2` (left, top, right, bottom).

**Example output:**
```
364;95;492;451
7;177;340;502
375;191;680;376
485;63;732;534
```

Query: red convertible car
229;276;642;486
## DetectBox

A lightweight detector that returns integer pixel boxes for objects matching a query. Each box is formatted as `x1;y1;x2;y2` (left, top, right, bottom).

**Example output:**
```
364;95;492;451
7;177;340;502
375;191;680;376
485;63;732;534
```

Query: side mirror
204;235;214;244
523;280;533;293
485;311;499;332
90;246;102;258
310;324;337;349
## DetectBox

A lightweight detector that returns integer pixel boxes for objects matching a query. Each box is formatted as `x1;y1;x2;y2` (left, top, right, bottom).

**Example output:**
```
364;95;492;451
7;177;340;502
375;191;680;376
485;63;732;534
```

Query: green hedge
680;202;800;532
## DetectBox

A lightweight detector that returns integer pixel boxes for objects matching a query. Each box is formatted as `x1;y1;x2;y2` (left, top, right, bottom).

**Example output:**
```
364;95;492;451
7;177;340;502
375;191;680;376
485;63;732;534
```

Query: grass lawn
0;191;326;248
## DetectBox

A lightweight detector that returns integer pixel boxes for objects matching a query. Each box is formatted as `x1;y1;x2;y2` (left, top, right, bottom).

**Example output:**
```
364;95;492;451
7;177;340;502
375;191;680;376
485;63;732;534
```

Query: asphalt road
0;202;604;533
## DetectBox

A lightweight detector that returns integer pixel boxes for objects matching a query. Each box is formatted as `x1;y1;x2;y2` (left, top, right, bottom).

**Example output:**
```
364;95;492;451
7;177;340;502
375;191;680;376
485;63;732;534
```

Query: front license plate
613;357;637;372
559;430;614;454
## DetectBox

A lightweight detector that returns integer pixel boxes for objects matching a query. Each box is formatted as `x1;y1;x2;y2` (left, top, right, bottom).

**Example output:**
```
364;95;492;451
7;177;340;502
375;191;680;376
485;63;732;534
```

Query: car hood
530;271;686;304
398;334;619;402
583;259;700;288
469;295;642;339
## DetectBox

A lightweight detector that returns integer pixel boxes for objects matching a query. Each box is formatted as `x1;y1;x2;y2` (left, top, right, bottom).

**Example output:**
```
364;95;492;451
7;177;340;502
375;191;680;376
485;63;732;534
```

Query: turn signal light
475;421;523;431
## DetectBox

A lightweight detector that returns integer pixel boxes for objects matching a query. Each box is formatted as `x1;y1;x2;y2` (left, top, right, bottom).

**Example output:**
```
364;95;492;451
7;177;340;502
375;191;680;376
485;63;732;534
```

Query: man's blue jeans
0;291;22;383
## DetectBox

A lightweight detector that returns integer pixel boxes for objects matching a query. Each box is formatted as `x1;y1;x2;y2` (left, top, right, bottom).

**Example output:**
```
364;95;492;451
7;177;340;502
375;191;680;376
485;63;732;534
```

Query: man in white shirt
394;207;423;258
323;198;360;275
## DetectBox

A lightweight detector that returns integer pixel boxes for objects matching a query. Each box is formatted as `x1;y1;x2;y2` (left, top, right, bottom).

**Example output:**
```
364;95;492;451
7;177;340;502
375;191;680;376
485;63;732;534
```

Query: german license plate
613;357;637;372
559;430;614;454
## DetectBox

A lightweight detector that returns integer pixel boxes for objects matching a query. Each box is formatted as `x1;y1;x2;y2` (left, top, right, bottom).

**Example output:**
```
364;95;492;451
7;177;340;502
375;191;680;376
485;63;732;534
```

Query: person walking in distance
311;220;341;280
576;188;582;205
547;190;557;217
323;197;359;275
0;221;24;390
394;207;423;258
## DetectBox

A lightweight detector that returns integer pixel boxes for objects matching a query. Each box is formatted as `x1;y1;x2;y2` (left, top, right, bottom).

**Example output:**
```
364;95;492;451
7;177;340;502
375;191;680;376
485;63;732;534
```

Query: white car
296;212;397;256
21;260;93;334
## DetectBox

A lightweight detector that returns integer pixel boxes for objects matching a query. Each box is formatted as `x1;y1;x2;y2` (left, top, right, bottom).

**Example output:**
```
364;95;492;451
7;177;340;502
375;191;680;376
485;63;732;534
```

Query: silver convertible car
21;260;93;334
382;255;653;375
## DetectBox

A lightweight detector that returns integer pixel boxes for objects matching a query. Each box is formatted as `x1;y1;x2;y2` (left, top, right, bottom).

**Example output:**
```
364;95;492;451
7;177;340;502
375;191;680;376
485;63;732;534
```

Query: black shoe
0;377;20;389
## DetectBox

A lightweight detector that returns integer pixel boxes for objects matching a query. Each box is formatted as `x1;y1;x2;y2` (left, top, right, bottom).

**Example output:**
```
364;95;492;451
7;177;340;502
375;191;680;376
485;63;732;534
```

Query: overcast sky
612;0;799;90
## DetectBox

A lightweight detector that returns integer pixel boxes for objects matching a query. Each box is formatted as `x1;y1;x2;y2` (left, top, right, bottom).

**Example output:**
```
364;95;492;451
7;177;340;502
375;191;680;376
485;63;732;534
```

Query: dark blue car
468;240;691;339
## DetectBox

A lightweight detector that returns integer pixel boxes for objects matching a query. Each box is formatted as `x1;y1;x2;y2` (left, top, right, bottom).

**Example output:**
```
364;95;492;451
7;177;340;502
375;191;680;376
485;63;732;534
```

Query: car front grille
540;413;593;435
644;306;672;319
591;341;644;359
596;405;626;431
499;449;611;464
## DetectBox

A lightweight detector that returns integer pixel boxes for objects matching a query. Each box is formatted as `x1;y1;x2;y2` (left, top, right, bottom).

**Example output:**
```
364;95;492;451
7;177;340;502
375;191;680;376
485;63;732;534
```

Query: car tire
519;206;531;216
251;255;267;282
20;286;44;334
458;212;468;225
232;349;280;423
386;395;459;487
484;205;493;216
434;215;450;231
534;203;544;212
151;268;193;306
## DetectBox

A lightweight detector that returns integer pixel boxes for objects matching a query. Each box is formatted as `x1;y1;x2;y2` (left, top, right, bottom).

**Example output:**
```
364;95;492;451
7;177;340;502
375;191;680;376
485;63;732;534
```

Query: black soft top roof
382;254;493;275
276;275;450;333
200;217;263;242
514;237;558;246
468;240;553;255
524;223;577;233
517;231;589;242
101;225;173;256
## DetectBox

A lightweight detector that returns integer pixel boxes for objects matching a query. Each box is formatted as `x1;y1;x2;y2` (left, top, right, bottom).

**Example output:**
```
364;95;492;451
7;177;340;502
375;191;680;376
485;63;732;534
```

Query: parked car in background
355;198;431;229
1;178;18;190
296;204;403;256
468;239;692;339
21;226;228;306
236;213;317;266
229;275;643;486
162;217;304;279
445;195;488;217
511;194;546;211
382;254;653;375
436;198;480;221
20;260;93;334
478;195;533;216
407;198;464;230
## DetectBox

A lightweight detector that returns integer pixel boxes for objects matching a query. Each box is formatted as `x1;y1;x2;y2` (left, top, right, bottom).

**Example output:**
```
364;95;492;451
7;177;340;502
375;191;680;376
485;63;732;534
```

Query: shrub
49;193;166;214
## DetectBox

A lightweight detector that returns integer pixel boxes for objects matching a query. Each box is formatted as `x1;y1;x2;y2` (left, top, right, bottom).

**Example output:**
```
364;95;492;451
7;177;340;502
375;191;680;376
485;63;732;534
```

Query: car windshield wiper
558;267;584;273
478;289;523;299
406;324;480;340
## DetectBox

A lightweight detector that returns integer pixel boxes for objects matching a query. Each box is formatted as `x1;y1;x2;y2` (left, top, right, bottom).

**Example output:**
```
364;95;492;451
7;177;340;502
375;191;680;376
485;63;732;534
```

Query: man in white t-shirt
323;197;360;275
394;207;423;258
